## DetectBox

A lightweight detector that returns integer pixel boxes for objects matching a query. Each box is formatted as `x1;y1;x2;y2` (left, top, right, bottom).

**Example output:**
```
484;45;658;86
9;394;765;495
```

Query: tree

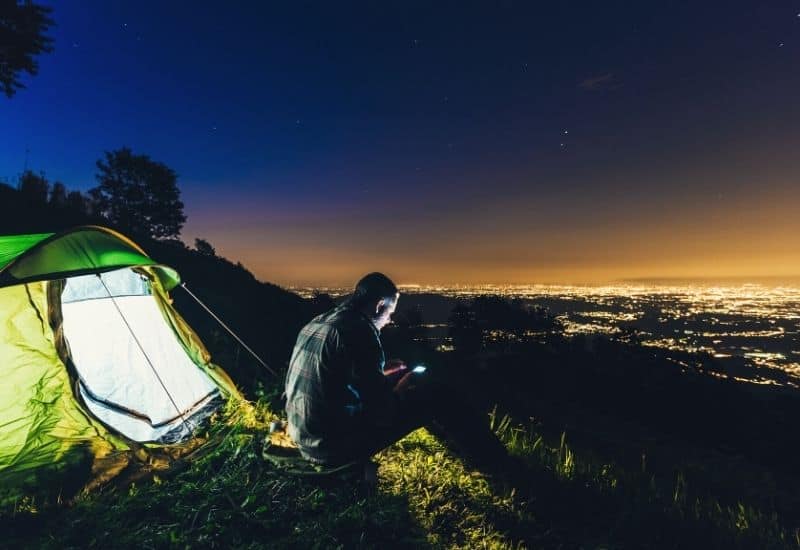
17;169;48;203
0;1;55;98
194;238;216;256
49;180;66;207
66;190;88;215
90;147;186;240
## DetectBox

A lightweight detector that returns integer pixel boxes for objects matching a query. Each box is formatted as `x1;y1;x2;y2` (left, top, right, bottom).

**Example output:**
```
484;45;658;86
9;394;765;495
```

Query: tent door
60;269;220;443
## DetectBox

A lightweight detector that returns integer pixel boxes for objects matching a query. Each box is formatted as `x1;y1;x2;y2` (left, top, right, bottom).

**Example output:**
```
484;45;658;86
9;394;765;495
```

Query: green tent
0;226;241;502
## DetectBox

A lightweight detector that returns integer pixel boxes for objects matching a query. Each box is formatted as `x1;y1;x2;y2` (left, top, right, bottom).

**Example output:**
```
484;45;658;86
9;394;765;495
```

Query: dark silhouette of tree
17;169;48;203
194;238;216;257
445;296;561;355
90;147;186;240
1;173;99;232
65;190;89;215
49;180;66;207
0;1;54;97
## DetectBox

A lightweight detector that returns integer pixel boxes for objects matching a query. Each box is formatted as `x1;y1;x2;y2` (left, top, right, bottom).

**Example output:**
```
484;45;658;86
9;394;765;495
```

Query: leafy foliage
90;147;187;240
0;173;95;234
48;180;66;207
195;237;216;257
0;0;54;97
17;169;49;203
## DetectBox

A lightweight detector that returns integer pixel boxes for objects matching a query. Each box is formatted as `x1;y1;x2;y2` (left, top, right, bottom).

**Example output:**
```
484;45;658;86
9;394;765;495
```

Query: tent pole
96;274;192;438
179;283;279;378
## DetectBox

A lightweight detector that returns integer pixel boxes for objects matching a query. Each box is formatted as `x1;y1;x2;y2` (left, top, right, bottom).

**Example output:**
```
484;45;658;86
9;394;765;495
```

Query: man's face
372;293;399;331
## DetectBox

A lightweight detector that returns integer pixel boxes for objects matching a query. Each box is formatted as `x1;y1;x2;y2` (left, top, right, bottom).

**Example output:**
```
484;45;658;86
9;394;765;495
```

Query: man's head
348;272;399;330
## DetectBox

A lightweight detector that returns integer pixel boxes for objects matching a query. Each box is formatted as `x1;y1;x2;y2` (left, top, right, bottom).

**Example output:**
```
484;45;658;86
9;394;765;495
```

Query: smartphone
412;365;427;373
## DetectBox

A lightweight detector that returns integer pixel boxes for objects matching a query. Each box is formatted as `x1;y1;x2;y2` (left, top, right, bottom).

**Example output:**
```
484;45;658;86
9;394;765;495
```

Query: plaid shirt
285;304;397;464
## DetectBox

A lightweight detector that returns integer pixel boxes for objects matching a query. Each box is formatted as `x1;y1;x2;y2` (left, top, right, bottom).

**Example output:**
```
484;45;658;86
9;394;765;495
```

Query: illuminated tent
0;226;241;500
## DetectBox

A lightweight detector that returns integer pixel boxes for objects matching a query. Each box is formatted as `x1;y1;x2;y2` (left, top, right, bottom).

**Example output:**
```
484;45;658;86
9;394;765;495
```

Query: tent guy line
179;282;278;378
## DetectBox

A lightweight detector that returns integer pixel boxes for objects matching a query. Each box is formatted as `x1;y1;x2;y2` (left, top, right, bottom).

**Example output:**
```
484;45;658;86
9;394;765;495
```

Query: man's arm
339;322;398;425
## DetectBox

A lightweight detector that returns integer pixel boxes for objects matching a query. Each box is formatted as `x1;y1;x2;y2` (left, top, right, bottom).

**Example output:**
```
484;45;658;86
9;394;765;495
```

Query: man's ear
375;298;387;315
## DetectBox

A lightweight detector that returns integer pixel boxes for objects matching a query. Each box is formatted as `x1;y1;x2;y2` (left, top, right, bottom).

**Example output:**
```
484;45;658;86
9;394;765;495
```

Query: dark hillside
144;238;315;393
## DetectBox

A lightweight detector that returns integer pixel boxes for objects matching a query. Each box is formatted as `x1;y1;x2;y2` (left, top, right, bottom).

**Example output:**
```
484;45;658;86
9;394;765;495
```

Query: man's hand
384;359;407;377
393;371;417;396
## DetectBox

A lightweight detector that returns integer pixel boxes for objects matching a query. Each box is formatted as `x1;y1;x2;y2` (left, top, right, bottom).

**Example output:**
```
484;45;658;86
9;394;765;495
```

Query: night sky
2;2;799;286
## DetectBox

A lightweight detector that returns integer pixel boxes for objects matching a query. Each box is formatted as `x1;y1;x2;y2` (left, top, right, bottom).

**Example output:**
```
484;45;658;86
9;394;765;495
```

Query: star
563;130;569;135
779;42;785;47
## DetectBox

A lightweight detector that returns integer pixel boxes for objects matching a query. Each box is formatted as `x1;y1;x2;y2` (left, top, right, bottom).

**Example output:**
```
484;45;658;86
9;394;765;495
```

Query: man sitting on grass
285;272;515;475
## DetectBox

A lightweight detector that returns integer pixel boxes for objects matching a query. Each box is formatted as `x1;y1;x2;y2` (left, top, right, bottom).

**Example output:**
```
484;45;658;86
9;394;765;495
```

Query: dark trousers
351;373;510;472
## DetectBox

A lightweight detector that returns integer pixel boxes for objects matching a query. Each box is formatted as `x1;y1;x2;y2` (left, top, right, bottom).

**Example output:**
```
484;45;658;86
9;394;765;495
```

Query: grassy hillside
4;396;796;549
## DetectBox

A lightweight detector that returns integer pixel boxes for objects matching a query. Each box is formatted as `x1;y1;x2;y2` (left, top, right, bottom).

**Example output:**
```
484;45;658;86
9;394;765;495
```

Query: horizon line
283;274;800;290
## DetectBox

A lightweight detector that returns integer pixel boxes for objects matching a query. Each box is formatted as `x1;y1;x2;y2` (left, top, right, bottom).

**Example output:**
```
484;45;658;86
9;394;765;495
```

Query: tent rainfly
0;226;241;501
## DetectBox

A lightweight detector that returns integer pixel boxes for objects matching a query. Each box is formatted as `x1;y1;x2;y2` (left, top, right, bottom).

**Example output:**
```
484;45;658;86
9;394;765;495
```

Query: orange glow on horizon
182;167;800;288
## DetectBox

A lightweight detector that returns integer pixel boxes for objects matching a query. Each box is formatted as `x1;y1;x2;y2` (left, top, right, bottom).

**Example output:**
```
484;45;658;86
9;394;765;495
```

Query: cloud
579;73;621;91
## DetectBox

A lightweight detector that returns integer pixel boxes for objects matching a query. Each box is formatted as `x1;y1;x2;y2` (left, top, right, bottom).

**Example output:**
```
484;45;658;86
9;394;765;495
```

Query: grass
487;408;796;548
3;396;798;549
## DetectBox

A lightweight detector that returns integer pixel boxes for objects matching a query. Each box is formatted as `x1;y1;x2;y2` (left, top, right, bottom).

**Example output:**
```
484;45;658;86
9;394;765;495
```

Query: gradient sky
2;2;799;286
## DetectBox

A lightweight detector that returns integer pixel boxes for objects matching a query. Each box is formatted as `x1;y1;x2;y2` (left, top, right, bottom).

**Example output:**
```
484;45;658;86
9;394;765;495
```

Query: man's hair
347;272;398;309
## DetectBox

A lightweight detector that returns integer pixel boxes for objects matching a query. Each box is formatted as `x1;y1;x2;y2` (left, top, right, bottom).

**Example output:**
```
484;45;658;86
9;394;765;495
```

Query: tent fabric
61;267;151;302
0;227;243;501
77;384;221;444
0;281;120;484
0;232;51;269
62;270;220;443
0;226;180;290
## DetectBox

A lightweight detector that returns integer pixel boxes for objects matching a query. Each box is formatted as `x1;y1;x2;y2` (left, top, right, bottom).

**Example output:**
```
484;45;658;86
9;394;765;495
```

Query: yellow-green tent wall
0;227;242;503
